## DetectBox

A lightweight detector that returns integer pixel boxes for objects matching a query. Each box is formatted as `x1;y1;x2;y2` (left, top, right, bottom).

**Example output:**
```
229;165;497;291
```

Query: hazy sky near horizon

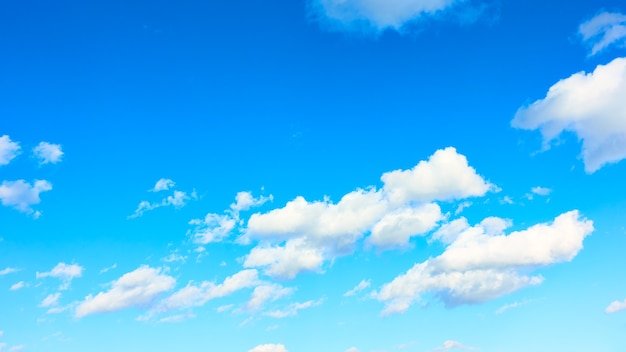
2;1;626;351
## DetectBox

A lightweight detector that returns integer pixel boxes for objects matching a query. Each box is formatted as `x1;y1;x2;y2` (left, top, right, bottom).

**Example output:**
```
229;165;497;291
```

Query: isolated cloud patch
0;179;52;216
244;147;491;279
33;142;63;165
0;135;21;166
374;211;593;315
249;344;288;352
311;0;465;32
579;11;626;56
433;340;479;351
512;57;626;173
75;266;175;318
36;262;83;290
606;298;626;313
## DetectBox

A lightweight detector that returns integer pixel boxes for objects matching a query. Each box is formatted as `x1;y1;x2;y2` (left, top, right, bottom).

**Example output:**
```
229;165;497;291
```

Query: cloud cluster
310;0;464;32
579;11;626;56
513;57;626;173
129;179;197;218
373;211;593;314
243;148;493;279
36;263;84;290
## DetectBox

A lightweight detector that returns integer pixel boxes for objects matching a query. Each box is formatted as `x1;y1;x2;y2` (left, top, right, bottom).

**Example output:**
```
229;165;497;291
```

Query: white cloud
512;57;626;173
454;201;472;215
0;135;20;166
231;191;273;213
374;211;593;315
265;299;324;318
40;292;61;308
244;147;492;279
129;190;191;218
433;340;479;351
344;280;371;297
36;263;83;290
75;266;175;318
99;264;117;274
146;269;260;317
33;142;63;165
531;187;552;196
0;179;52;215
158;313;196;323
431;217;470;244
579;11;626;56
0;267;18;276
151;178;175;192
246;284;295;311
311;0;464;32
381;147;493;205
9;281;26;291
606;299;626;313
495;299;531;314
249;344;288;352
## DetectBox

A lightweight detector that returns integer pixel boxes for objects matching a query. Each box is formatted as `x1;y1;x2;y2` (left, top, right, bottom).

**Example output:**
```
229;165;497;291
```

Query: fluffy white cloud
374;211;593;314
244;148;491;279
265;299;324;318
311;0;463;32
33;142;63;165
531;186;552;197
9;281;26;291
0;268;18;276
249;344;288;352
75;266;175;318
512;57;626;173
40;292;61;308
0;135;20;166
433;340;479;351
605;299;626;313
36;263;83;290
579;12;626;56
246;284;295;311
129;190;192;218
381;147;493;204
151;178;175;192
344;280;371;297
147;269;260;317
231;191;273;213
0;179;52;215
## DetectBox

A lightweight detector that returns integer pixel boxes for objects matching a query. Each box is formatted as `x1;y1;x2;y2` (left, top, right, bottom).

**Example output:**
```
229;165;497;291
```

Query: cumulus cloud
188;191;271;244
36;263;83;290
144;269;260;318
75;266;175;318
310;0;465;32
246;284;295;311
374;211;593;315
249;344;288;352
244;147;492;279
512;57;626;173
606;299;626;313
579;11;626;56
150;179;175;192
33;142;63;165
344;280;371;297
0;135;20;166
433;340;479;351
531;187;551;196
265;299;324;318
0;179;52;215
0;268;18;276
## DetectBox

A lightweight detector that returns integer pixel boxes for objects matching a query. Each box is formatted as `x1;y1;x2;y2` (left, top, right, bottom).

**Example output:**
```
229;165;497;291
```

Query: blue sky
2;0;626;351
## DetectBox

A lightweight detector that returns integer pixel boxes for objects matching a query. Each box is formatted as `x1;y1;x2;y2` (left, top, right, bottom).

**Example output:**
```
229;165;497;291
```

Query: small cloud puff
33;142;63;165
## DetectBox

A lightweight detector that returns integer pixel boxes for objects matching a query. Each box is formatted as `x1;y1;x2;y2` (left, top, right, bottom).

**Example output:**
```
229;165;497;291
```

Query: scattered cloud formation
151;178;176;192
246;284;295;311
433;340;479;351
344;280;371;297
0;179;52;216
606;298;626;313
244;148;493;279
579;11;626;56
36;263;83;290
0;135;20;166
249;344;288;352
310;0;464;32
265;299;324;318
33;142;63;165
512;57;626;173
76;266;175;318
130;190;193;218
374;211;593;315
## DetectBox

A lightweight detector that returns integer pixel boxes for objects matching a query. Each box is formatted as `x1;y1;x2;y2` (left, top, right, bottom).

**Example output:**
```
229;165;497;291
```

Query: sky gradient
2;1;626;351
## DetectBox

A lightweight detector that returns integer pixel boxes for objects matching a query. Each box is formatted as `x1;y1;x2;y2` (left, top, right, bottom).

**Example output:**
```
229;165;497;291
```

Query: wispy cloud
579;11;626;56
